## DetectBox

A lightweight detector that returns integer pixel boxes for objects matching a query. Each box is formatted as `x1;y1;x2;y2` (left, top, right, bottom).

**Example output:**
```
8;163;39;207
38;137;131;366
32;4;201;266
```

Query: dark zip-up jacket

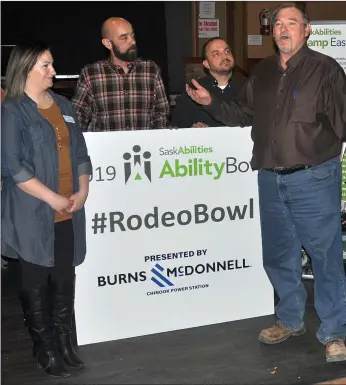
172;73;245;128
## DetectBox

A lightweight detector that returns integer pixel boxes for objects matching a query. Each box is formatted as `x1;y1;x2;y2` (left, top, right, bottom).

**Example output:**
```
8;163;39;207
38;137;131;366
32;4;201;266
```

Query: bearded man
73;17;170;131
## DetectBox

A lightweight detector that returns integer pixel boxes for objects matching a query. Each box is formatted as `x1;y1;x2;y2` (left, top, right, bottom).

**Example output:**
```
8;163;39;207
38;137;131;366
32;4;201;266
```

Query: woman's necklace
42;93;62;151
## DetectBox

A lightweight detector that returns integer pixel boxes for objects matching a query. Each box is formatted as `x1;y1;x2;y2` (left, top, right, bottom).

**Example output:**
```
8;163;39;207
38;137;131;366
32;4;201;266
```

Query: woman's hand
48;194;72;215
67;190;88;213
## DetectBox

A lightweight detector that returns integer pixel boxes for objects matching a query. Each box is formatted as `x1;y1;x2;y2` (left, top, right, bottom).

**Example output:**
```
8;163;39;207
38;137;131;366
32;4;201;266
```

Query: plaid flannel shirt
72;59;170;131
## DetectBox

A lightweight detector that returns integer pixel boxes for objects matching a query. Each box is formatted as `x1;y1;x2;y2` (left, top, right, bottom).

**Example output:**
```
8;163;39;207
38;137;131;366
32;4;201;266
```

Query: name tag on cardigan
63;115;75;123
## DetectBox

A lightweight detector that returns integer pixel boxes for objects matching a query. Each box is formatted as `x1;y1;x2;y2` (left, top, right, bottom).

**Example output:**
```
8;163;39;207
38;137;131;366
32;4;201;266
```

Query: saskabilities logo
123;145;152;184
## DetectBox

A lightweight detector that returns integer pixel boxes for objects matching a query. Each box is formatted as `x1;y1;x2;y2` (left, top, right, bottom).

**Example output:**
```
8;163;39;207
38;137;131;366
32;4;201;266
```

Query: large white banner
308;22;346;260
308;21;346;73
75;127;273;346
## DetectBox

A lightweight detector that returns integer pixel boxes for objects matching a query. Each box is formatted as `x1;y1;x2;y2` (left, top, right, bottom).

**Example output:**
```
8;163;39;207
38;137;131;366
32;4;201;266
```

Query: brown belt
263;165;311;175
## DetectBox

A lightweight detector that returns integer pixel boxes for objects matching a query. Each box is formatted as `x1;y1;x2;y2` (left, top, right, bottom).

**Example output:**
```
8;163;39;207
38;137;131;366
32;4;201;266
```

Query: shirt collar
22;89;60;106
209;72;233;86
107;59;136;74
277;43;309;71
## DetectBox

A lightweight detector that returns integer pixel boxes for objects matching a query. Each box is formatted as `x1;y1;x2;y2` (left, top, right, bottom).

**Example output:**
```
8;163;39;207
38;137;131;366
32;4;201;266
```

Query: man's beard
210;66;233;76
213;68;233;76
210;61;234;76
111;41;138;62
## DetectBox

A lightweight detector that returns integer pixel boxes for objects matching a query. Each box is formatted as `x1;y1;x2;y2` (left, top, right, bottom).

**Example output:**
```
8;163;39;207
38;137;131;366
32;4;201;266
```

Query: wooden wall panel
307;2;346;20
197;2;228;56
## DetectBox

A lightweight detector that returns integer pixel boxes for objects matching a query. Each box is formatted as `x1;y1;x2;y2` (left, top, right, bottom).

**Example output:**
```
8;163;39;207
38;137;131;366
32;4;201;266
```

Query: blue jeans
258;157;346;344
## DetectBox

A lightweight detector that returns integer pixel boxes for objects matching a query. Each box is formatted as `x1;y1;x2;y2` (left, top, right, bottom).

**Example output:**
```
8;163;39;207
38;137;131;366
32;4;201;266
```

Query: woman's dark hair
4;41;50;100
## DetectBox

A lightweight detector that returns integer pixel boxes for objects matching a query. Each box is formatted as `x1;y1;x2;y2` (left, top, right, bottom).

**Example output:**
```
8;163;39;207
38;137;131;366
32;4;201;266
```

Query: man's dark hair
270;2;310;29
201;37;225;60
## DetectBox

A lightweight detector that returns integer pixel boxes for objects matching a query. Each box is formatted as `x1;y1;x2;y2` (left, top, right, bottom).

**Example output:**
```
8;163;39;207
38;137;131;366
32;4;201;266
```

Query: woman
1;42;92;378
